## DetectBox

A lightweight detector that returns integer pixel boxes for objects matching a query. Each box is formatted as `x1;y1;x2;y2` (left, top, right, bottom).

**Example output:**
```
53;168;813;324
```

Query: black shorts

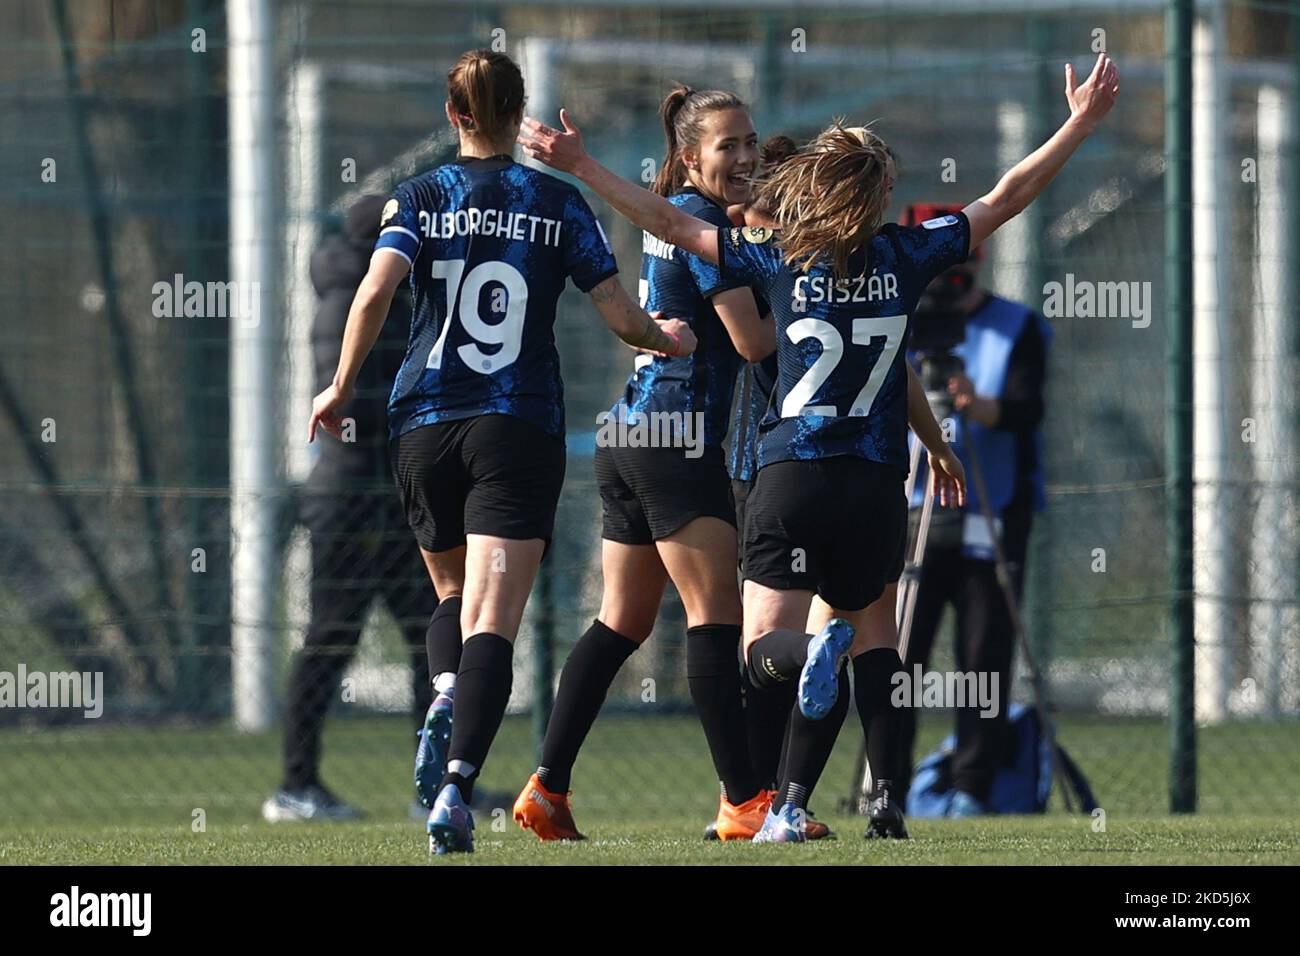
390;414;566;553
595;443;736;545
742;456;907;611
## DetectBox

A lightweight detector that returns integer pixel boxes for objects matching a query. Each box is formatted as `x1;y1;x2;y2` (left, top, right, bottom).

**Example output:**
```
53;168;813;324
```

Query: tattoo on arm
591;279;676;354
589;282;618;304
626;313;674;354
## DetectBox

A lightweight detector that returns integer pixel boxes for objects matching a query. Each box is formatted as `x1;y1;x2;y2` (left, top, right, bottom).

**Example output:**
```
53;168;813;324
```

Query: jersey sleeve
716;225;782;290
562;190;619;293
373;183;422;266
893;211;971;292
684;203;746;299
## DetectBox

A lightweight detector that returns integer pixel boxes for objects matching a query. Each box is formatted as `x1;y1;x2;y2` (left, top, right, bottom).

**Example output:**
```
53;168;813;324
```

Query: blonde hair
765;120;894;276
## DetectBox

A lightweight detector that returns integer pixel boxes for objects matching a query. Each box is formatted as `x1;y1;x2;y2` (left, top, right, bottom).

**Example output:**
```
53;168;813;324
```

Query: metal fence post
1165;0;1196;814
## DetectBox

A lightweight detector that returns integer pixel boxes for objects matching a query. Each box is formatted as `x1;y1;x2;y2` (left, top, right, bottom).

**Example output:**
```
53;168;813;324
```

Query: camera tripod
844;352;1073;815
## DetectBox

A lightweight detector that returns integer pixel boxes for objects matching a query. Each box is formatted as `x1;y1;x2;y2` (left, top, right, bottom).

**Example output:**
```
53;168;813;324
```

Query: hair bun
760;134;799;169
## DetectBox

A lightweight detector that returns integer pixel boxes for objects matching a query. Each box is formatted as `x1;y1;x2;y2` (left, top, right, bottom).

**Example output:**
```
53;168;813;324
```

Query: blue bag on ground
907;702;1097;816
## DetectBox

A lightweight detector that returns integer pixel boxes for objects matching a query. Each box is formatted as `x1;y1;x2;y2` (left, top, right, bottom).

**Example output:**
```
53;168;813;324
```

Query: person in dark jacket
263;195;437;822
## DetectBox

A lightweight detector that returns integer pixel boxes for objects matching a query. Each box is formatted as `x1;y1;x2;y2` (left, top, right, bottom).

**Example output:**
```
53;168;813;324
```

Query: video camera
904;203;977;548
903;202;979;413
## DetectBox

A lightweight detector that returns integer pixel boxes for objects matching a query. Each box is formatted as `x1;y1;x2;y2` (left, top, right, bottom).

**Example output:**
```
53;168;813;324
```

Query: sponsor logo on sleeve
921;214;959;230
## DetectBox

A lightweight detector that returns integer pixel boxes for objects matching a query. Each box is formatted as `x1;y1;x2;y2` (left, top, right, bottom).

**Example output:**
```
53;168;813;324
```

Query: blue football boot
798;619;854;720
427;783;475;855
414;692;453;810
751;802;807;844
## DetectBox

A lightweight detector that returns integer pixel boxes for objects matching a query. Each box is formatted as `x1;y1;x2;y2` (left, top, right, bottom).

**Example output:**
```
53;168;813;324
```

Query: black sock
536;620;638;794
425;597;462;683
777;664;849;811
743;667;795;791
440;632;513;803
769;712;790;790
687;624;759;805
853;647;906;787
746;629;808;689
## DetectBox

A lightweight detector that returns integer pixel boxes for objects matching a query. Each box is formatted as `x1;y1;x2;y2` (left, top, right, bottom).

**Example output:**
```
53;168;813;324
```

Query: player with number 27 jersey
717;214;970;474
377;156;618;442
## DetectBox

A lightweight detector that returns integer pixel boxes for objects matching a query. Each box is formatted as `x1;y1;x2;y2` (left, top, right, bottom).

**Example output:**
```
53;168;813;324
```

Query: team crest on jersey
742;225;773;244
921;214;959;230
380;199;399;226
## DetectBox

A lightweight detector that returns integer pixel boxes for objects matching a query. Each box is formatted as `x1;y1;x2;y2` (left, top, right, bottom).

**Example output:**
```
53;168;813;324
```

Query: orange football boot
513;773;586;841
805;815;833;840
713;790;773;841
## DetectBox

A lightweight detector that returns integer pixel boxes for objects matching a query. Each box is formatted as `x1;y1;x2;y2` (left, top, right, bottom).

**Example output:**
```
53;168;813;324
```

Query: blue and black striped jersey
728;354;777;482
376;156;618;441
717;213;970;473
610;188;751;448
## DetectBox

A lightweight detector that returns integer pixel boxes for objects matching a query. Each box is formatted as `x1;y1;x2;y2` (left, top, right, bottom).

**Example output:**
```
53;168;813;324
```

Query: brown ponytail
760;135;799;170
746;134;801;220
652;85;748;197
447;49;525;142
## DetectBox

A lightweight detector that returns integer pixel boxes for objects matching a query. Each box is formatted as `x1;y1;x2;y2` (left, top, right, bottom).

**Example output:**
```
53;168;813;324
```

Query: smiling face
681;108;759;207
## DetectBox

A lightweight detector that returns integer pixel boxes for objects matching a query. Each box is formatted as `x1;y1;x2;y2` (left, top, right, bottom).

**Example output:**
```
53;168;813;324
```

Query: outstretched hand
1065;52;1119;131
928;448;967;510
517;109;588;173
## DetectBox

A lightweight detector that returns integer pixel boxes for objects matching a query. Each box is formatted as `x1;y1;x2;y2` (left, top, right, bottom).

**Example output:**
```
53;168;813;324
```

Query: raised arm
963;52;1119;251
519;110;721;264
309;250;408;442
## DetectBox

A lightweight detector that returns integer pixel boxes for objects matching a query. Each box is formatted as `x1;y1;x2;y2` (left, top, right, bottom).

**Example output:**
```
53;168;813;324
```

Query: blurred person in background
263;195;437;823
896;201;1054;818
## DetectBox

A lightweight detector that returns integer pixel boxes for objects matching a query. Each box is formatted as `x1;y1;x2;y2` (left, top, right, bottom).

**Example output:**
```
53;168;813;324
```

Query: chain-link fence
0;0;1297;828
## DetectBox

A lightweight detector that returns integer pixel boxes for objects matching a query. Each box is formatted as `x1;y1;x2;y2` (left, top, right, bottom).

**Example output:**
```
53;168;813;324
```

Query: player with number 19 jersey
378;155;617;554
378;156;617;443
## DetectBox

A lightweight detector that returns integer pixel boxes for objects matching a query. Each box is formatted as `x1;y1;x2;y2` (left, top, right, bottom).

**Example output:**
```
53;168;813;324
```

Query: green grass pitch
1;714;1297;865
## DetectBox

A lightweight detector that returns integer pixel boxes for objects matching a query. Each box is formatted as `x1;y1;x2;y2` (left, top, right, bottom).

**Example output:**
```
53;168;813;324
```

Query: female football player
308;49;696;854
519;51;1119;841
726;137;963;840
514;87;780;842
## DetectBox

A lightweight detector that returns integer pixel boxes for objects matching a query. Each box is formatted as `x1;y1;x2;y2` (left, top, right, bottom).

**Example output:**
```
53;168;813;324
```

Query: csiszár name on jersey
794;271;899;307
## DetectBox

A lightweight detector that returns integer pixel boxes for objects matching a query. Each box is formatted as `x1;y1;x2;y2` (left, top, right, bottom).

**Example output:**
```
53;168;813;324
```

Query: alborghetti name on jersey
416;207;564;246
